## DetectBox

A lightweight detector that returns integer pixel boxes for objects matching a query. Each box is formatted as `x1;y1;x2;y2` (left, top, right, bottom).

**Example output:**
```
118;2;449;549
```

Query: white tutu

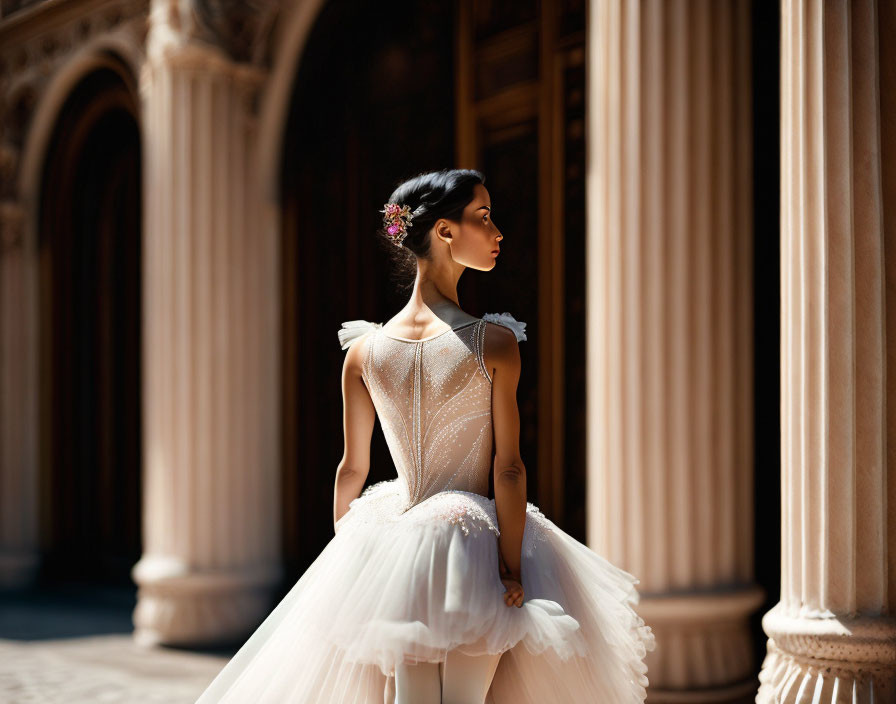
195;315;655;703
196;479;654;703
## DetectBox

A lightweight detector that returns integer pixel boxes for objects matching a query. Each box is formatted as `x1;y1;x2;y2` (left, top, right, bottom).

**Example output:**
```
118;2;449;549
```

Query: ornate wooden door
455;0;587;538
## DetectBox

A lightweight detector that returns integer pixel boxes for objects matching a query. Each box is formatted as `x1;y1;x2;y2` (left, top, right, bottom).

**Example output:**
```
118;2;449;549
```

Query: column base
131;554;283;648
637;585;765;692
0;549;40;590
647;678;758;703
757;602;896;703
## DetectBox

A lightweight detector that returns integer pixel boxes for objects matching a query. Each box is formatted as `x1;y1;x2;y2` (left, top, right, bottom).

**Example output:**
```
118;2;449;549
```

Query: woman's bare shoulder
483;320;520;352
342;329;372;375
482;320;521;381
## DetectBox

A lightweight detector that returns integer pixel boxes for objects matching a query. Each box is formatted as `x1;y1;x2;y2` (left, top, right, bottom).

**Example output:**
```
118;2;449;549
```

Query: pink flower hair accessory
380;202;415;246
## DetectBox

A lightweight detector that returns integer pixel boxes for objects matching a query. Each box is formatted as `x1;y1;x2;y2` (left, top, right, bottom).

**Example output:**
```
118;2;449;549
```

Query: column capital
144;38;265;84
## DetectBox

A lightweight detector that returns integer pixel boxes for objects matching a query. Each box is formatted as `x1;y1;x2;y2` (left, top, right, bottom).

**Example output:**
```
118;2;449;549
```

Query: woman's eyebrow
476;205;491;212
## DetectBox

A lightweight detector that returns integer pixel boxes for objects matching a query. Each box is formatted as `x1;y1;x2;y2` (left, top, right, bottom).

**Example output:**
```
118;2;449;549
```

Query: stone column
131;15;282;646
757;0;896;700
586;1;763;700
0;198;40;589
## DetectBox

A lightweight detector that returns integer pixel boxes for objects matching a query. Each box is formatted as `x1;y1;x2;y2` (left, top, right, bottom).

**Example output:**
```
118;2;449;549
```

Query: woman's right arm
333;335;376;531
484;323;527;606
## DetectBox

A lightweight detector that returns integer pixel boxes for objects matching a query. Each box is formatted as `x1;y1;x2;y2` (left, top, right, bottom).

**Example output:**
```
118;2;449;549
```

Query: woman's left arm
333;334;376;530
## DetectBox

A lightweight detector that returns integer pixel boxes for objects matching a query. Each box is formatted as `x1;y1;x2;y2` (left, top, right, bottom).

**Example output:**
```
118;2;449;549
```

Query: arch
254;0;328;207
13;42;143;587
18;36;143;243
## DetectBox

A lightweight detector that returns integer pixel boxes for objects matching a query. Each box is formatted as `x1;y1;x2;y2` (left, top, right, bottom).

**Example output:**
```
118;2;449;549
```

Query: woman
195;168;655;704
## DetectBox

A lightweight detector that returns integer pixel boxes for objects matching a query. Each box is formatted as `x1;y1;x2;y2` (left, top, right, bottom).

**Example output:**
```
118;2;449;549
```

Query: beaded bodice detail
363;320;493;510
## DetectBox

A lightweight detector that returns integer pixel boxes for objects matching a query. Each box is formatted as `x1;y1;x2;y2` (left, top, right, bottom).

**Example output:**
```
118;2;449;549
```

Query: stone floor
0;583;233;703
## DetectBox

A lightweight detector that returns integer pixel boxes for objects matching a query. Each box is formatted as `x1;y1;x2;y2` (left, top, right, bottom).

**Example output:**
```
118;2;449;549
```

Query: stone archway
0;5;146;591
36;57;143;586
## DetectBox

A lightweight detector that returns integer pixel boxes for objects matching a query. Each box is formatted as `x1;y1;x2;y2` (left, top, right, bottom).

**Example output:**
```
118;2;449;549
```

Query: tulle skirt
194;479;655;703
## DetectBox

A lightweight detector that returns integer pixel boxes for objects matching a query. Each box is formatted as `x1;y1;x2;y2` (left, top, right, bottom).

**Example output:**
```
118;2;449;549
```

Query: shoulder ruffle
482;312;527;342
338;320;382;350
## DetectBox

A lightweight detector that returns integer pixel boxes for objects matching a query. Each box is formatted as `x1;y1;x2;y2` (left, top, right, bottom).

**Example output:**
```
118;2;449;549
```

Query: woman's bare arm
333;334;376;530
484;323;527;585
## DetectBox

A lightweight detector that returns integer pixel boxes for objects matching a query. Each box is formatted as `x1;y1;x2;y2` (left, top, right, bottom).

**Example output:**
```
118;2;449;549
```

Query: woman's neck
397;266;471;326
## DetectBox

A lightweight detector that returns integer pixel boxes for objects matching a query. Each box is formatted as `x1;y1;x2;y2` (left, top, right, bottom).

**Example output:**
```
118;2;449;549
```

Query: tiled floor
0;584;232;703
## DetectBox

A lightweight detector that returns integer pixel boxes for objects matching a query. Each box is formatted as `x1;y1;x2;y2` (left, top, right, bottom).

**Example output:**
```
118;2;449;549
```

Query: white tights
394;648;502;704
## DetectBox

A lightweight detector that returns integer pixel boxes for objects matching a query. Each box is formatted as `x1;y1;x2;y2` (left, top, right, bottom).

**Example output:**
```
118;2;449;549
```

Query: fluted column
131;14;282;646
586;1;762;700
757;1;896;700
0;199;39;589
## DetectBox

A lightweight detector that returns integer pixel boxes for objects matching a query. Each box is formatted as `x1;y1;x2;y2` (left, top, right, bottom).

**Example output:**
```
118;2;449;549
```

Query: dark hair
378;168;485;288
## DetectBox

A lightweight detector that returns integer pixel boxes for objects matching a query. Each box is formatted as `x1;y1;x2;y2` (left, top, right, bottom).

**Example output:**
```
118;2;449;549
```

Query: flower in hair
380;202;414;246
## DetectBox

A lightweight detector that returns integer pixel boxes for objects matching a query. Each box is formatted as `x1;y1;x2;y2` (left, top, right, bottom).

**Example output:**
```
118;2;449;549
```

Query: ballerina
194;168;655;704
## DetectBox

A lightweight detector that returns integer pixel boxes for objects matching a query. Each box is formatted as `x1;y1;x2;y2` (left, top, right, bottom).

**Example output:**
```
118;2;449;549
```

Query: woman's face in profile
445;183;503;272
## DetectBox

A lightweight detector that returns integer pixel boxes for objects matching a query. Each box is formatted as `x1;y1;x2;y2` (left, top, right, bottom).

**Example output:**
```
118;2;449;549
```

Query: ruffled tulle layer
195;479;655;703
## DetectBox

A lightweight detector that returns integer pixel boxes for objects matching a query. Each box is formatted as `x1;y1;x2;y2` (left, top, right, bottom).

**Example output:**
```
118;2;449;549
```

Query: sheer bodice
362;320;494;509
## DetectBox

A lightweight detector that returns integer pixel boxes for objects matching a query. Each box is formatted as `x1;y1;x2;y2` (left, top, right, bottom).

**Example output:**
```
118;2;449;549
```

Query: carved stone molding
759;605;896;701
0;0;147;199
142;0;283;69
143;40;265;95
760;644;893;701
144;6;269;120
762;606;896;674
140;41;266;134
0;0;147;73
190;0;282;66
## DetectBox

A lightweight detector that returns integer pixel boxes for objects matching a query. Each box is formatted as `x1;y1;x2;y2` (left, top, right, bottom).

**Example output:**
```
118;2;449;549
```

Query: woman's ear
434;219;453;246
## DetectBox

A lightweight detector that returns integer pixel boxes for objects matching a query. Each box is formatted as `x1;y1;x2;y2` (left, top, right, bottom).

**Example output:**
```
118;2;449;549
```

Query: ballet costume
194;312;655;703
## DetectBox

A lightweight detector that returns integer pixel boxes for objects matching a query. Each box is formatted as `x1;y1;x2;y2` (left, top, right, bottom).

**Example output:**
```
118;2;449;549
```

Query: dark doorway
278;0;457;582
37;57;143;587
